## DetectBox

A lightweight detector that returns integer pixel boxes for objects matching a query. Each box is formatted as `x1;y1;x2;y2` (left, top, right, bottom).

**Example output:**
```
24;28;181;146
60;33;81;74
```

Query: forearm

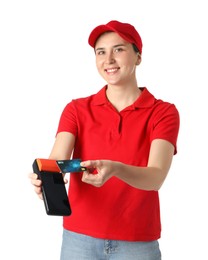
48;132;75;160
114;162;167;191
81;159;169;190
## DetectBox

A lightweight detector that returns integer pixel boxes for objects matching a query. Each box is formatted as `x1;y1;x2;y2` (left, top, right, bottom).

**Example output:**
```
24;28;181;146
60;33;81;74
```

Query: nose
105;51;115;64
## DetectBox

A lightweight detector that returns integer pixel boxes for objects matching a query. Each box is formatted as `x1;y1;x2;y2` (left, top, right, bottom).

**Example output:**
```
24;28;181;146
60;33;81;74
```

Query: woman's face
94;32;141;87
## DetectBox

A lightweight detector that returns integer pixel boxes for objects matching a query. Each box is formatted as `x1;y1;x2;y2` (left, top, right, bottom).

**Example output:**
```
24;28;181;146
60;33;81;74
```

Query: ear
136;54;142;66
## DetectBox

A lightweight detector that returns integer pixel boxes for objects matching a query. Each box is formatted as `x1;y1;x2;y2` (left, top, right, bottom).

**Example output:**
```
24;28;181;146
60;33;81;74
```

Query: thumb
80;160;97;168
81;160;99;174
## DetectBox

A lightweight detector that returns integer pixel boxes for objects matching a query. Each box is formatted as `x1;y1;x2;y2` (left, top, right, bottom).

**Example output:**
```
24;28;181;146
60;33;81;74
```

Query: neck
106;84;141;112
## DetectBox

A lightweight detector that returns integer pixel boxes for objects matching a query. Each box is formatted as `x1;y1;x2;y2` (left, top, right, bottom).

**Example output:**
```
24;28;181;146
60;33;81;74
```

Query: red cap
88;20;143;54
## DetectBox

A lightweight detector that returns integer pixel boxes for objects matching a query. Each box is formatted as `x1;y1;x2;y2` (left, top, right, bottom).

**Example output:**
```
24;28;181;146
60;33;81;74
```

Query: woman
29;20;180;259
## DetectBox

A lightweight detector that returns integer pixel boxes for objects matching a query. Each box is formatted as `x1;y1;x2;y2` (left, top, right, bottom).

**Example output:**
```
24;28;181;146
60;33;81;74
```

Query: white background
0;0;207;259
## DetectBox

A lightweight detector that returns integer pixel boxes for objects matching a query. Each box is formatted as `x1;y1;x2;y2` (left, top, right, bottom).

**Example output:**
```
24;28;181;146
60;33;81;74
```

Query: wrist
113;161;123;177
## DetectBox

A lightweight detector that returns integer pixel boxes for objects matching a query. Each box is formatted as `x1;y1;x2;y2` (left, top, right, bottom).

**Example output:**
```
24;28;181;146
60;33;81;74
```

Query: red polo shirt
56;86;180;241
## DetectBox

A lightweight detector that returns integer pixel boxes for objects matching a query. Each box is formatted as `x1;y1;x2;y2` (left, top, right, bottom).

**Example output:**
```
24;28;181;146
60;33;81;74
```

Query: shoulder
142;87;179;115
60;86;107;117
71;86;107;107
138;88;180;130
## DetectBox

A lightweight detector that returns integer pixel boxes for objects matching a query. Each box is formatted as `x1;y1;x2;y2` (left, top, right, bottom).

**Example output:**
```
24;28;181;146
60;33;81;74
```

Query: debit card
56;159;86;173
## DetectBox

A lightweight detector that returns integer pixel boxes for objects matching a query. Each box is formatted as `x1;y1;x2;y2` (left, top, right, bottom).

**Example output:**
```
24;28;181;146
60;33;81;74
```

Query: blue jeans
60;229;161;260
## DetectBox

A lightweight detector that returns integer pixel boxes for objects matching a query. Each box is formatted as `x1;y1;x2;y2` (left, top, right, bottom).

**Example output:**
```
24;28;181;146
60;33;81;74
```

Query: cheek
96;59;103;72
124;62;137;75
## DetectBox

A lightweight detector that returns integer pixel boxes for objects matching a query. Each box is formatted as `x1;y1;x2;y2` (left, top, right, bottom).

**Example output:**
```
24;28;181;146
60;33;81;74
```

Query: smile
105;68;119;73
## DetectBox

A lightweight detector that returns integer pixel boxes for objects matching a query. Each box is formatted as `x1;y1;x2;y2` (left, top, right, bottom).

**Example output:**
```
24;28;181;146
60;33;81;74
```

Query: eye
96;50;105;55
114;47;123;53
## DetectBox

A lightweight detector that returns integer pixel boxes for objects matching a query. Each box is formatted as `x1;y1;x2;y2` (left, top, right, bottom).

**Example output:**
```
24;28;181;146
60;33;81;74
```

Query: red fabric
88;20;143;54
56;86;180;241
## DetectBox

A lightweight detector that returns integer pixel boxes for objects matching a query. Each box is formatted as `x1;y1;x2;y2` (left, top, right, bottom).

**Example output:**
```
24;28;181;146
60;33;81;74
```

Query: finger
81;160;99;174
81;160;97;168
28;172;38;180
36;188;43;200
38;193;43;200
80;160;91;168
30;178;42;189
34;185;42;194
82;171;93;183
82;172;103;187
33;185;43;200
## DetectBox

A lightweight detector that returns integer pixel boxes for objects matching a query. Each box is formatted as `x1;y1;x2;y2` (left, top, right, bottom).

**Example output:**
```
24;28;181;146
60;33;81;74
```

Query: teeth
106;68;118;73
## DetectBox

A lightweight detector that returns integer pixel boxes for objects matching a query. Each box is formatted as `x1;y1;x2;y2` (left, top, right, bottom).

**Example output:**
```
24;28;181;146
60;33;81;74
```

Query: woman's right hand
29;132;75;200
28;173;43;200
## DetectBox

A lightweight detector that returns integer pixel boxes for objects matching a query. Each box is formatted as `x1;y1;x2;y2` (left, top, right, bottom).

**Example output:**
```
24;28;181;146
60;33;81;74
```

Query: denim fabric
60;229;161;260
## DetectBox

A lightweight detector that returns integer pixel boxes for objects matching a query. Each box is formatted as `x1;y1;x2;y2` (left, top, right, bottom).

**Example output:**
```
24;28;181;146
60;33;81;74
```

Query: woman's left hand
80;160;118;187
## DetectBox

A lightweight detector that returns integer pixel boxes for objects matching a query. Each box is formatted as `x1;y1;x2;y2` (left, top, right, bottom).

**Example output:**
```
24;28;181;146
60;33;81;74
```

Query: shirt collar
92;85;156;109
92;85;109;106
133;87;156;108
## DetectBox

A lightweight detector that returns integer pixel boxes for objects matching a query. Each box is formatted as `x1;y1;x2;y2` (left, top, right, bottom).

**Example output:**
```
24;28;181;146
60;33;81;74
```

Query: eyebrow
95;43;126;52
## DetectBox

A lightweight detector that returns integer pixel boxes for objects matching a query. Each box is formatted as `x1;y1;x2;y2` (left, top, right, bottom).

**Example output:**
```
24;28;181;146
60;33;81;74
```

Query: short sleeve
56;101;78;136
150;103;180;154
